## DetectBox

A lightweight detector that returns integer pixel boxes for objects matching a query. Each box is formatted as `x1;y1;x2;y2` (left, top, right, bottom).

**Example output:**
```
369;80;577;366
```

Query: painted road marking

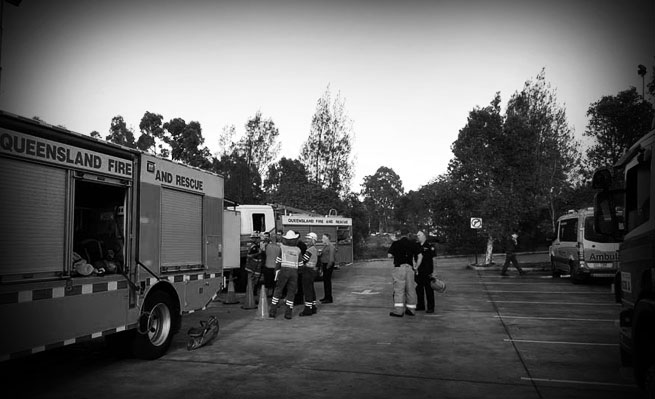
352;289;380;295
505;338;618;346
486;290;610;294
489;300;617;306
521;377;634;388
495;315;615;322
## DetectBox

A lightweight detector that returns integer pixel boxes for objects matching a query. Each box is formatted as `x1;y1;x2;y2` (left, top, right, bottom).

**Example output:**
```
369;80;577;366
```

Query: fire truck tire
550;258;561;278
133;291;175;360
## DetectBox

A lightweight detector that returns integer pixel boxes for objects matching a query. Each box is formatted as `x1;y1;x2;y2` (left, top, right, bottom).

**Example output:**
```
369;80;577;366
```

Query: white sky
1;0;653;192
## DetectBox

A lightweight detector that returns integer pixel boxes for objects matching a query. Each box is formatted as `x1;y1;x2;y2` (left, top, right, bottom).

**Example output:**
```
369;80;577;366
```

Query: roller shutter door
161;188;202;266
0;158;66;275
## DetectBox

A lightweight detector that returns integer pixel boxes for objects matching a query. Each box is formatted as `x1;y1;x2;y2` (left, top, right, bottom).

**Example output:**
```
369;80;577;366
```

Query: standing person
501;231;525;276
262;232;280;298
319;233;336;304
244;232;263;297
415;230;436;313
300;232;319;316
387;227;421;317
269;230;302;320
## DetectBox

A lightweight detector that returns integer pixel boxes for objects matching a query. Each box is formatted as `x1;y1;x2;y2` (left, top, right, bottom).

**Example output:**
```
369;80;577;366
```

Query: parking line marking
521;377;634;388
489;300;617;306
505;338;618;346
495;315;615;322
486;290;610;294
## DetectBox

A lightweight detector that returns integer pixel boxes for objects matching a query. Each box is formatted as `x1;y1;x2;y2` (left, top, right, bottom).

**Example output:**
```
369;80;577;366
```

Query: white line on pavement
495;315;616;322
486;290;610;294
505;338;618;346
521;377;635;388
489;300;617;306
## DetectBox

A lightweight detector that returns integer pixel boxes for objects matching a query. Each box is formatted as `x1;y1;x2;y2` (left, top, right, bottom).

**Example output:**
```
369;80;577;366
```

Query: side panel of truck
0;118;136;359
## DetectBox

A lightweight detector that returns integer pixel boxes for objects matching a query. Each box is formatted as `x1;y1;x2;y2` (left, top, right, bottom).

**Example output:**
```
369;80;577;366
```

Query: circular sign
470;217;482;229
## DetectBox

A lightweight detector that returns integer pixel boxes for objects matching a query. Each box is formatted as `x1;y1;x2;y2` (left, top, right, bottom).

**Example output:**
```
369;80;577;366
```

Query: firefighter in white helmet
269;230;302;319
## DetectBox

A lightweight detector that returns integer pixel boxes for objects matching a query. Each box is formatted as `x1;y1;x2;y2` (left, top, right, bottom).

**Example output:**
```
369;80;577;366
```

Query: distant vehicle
593;124;654;395
548;207;622;283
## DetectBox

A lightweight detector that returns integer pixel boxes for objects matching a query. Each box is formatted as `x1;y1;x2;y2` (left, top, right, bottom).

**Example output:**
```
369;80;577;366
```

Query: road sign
470;217;482;229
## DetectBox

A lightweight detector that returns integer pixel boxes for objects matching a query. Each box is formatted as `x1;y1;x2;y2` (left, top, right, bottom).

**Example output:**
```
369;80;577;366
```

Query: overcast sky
1;0;653;192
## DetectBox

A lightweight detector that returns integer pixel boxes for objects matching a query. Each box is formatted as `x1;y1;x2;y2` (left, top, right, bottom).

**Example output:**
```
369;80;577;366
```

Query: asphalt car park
0;255;645;399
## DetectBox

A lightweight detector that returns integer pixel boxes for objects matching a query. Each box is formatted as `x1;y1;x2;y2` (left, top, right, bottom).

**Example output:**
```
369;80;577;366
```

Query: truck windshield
584;216;623;243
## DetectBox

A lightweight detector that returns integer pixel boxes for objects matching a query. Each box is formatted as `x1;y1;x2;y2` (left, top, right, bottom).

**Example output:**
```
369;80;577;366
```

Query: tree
361;166;403;232
137;111;169;158
263;157;342;214
300;85;355;197
213;152;262;204
218;124;237;157
236;111;281;182
584;87;654;171
106;116;136;148
163;118;212;169
394;190;431;233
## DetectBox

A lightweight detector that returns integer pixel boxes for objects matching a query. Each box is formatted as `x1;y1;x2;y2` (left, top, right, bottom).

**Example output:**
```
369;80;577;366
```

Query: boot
312;306;317;314
269;305;278;318
284;305;293;319
300;306;313;317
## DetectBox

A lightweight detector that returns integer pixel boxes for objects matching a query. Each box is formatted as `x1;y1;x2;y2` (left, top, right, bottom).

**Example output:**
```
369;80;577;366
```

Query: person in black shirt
415;230;436;313
387;227;421;317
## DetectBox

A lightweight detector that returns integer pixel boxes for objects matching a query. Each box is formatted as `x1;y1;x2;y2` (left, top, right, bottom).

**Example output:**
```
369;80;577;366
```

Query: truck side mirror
594;190;617;235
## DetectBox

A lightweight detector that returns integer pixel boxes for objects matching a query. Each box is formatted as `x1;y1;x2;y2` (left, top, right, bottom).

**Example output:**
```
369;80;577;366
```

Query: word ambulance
0;111;233;361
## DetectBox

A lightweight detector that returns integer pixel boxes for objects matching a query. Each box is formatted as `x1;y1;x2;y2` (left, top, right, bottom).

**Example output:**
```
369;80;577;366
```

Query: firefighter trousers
391;264;417;315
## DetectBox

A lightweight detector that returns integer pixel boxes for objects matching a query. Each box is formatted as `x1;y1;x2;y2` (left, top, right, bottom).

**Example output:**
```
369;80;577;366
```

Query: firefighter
300;232;319;316
269;230;302;319
245;232;264;296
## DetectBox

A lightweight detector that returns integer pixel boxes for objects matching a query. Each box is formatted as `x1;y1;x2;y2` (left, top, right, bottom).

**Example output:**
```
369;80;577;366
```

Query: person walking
269;230;302;319
319;233;336;304
387;227;421;317
300;232;319;316
262;232;280;297
415;230;436;313
501;231;525;276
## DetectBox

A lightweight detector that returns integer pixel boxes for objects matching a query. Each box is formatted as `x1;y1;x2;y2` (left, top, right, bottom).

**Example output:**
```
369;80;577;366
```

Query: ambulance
549;207;622;283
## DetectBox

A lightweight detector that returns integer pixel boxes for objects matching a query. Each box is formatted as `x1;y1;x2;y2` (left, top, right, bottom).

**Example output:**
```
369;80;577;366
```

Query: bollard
223;276;239;305
241;272;257;309
256;285;269;320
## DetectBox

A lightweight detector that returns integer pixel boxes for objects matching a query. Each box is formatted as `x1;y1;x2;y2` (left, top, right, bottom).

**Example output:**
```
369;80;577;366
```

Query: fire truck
593;124;654;394
0;111;228;361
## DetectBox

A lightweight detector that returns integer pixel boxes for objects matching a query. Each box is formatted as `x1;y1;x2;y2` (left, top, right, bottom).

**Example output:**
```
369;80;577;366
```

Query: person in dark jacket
501;231;525;276
414;230;436;313
387;227;421;317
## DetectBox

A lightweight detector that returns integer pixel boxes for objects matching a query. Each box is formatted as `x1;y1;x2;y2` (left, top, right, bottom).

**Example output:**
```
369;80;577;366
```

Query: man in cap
501;231;525;276
300;232;319;316
270;230;302;319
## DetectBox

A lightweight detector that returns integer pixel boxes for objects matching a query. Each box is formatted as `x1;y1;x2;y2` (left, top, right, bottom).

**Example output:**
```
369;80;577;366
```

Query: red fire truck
0;111;226;360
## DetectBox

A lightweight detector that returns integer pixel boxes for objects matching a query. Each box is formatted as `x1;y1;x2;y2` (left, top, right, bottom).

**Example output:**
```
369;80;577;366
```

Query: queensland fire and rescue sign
140;153;223;195
470;217;482;229
282;215;352;226
0;129;133;178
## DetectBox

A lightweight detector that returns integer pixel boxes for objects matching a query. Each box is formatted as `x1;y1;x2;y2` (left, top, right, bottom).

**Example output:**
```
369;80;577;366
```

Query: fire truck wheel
133;291;175;360
550;258;561;278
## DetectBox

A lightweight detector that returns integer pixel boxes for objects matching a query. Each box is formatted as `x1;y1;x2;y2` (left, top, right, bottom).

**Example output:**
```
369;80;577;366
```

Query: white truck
0;111;231;361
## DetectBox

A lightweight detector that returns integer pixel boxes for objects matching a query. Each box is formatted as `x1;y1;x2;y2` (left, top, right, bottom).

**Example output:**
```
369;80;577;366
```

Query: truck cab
549;207;622;283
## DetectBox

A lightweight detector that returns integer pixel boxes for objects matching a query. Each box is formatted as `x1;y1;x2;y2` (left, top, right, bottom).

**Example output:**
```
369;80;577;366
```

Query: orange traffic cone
223;276;239;305
241;273;257;309
255;285;269;320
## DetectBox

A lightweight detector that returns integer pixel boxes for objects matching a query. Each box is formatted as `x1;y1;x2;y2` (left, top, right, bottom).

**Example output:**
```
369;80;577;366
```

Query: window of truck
252;213;266;233
625;161;651;232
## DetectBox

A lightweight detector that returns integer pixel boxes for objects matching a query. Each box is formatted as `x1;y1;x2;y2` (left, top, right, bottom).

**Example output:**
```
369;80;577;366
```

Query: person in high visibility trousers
269;230;302;319
387;227;421;317
300;232;319;316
